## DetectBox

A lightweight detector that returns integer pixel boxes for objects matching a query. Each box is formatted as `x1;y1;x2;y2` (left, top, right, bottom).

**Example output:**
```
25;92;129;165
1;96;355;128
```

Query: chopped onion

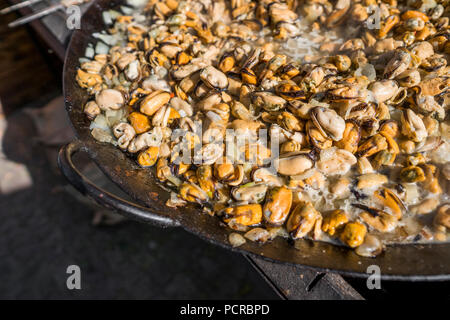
84;46;95;59
95;41;110;55
108;10;121;20
105;109;125;127
90;114;110;132
125;60;140;81
133;14;146;23
431;142;450;164
291;132;304;143
91;128;113;143
78;57;90;64
166;192;187;207
102;11;112;25
120;6;134;15
154;66;168;78
403;183;419;205
229;233;246;247
167;175;182;187
93;32;112;44
126;0;147;7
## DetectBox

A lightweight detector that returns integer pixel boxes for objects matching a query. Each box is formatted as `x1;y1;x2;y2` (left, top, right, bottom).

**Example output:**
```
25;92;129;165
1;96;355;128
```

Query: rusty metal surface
61;0;450;280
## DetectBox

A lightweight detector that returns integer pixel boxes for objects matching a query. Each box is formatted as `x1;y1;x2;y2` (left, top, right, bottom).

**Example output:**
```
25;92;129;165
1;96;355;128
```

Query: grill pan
58;0;450;281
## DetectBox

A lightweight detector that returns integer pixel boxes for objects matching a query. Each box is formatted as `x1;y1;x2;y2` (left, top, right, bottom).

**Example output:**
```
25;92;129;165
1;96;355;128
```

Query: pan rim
62;0;450;281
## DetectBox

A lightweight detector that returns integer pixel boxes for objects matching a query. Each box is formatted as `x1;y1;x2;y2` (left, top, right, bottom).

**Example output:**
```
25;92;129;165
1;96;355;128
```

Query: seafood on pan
76;0;450;257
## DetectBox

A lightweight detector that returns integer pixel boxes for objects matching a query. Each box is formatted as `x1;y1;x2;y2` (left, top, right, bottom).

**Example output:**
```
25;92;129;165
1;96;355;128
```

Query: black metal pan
58;0;450;281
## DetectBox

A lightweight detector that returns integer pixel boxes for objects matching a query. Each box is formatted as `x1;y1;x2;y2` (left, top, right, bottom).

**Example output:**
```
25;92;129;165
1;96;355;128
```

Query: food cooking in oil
76;0;450;257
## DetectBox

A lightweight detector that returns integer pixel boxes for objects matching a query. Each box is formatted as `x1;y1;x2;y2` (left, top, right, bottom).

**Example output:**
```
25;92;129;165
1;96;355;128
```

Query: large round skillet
59;0;450;280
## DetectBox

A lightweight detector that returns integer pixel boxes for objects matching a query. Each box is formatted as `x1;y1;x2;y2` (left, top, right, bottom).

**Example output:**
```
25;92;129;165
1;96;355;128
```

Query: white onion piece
105;109;125;127
95;41;110;55
102;11;112;25
206;111;222;122
93;33;116;45
126;0;147;7
120;6;133;14
133;14;146;23
91;128;113;143
291;132;304;143
431;142;450;164
167;175;182;187
84;46;95;59
108;10;121;19
166;192;187;208
90;114;110;132
78;57;90;64
403;183;419;205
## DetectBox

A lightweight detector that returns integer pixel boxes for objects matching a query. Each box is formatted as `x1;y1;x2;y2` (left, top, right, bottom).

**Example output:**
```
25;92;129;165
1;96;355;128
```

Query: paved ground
0;108;278;299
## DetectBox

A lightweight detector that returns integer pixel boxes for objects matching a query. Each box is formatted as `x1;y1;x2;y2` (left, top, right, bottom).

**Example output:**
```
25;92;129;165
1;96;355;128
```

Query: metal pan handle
57;140;180;228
